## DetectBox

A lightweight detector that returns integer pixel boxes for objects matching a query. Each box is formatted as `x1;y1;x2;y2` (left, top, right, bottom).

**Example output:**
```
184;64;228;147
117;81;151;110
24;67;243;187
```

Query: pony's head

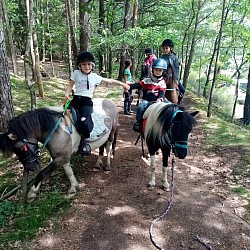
0;132;40;171
169;108;198;159
0;109;60;171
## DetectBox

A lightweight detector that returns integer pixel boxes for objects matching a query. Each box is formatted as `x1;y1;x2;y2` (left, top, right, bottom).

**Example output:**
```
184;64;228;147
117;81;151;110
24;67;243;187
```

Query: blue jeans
136;100;150;122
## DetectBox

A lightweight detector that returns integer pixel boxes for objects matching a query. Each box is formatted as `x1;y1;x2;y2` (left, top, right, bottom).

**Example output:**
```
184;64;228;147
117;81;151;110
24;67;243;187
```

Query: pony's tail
111;127;118;157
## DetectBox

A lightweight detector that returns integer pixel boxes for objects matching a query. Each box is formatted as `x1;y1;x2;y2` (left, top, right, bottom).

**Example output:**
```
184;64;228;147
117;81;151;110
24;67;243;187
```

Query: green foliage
106;89;123;99
0;191;71;246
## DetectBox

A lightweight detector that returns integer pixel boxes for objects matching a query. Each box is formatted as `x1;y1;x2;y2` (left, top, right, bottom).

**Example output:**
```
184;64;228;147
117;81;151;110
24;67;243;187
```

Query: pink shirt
144;54;157;66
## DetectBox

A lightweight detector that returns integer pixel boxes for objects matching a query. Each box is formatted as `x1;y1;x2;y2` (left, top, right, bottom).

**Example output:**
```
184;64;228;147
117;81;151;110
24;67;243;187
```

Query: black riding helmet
161;39;174;48
77;51;95;66
145;48;153;55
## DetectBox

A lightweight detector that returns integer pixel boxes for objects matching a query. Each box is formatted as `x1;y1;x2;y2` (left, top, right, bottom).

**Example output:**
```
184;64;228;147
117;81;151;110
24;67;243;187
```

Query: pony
164;64;179;104
0;98;118;202
142;102;198;190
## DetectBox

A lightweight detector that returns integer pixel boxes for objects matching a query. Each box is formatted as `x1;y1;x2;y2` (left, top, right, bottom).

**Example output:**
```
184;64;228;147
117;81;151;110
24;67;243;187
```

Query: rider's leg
178;82;185;104
123;92;131;115
128;90;133;113
78;105;93;156
133;100;149;132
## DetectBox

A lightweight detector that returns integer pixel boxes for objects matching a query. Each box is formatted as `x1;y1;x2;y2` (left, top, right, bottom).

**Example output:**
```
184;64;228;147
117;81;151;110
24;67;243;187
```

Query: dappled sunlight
37;234;60;248
105;205;137;216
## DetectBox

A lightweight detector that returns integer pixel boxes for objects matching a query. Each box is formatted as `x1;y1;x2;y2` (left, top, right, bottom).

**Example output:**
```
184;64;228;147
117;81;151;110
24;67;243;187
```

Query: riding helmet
77;51;95;65
145;48;153;55
152;58;167;70
161;39;174;48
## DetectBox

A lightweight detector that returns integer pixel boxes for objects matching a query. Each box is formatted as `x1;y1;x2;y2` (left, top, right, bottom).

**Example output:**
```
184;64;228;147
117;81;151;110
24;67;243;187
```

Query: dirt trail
20;92;250;250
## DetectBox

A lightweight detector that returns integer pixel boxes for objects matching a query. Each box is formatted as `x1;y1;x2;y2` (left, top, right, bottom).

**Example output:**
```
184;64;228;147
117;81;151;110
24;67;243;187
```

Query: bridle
168;109;188;150
18;139;41;165
15;100;71;167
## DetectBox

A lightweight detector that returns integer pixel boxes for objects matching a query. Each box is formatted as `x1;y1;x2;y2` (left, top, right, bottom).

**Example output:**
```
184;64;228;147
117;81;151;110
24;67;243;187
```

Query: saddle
65;99;112;142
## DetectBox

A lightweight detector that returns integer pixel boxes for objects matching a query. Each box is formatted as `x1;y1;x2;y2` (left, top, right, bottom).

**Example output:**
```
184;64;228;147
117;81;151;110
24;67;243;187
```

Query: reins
40;100;71;153
21;100;71;164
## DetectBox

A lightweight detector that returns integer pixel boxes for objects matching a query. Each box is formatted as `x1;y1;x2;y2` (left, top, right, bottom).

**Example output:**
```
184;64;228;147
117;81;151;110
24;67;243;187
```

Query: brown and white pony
164;64;179;104
0;98;118;202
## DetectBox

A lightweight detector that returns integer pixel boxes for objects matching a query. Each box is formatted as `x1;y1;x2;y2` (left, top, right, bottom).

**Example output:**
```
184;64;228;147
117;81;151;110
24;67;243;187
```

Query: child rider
127;58;168;133
65;51;129;156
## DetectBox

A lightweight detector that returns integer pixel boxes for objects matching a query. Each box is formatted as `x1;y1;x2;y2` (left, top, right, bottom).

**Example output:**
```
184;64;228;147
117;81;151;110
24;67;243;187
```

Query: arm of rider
101;77;130;91
65;80;74;101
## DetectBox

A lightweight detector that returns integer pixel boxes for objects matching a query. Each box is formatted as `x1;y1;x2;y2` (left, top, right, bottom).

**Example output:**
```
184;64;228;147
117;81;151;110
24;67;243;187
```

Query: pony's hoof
104;170;111;175
27;197;36;203
93;167;101;172
162;186;170;191
104;165;111;172
148;186;155;191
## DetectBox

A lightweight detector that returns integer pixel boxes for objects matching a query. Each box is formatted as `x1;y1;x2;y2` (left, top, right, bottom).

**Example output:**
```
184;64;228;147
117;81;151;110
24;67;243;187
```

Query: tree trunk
66;3;74;76
130;0;138;78
231;70;240;122
207;0;227;117
0;15;14;131
203;36;218;98
1;0;18;76
33;32;44;98
243;66;250;125
79;0;91;52
66;0;77;67
24;0;36;110
46;0;55;76
98;0;105;73
182;0;203;88
118;0;130;81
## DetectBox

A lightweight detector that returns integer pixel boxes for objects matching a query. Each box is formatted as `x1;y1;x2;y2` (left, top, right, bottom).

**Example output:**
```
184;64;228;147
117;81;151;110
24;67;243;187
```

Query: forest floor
16;83;250;250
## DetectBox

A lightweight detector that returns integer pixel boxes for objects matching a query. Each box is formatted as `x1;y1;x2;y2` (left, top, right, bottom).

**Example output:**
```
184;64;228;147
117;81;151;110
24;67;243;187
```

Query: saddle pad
90;99;111;142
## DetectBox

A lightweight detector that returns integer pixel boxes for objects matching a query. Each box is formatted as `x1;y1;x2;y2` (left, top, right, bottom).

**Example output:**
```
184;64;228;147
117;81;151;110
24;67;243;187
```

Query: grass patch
232;186;249;197
0;190;71;248
106;89;123;99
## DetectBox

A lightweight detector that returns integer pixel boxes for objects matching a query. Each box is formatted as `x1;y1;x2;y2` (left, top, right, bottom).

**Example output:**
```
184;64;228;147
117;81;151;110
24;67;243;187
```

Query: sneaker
80;140;91;156
133;122;142;133
124;111;131;115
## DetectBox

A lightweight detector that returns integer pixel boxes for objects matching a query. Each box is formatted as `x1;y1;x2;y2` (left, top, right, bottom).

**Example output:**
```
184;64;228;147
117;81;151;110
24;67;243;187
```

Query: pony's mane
159;104;196;133
145;103;196;147
7;108;62;139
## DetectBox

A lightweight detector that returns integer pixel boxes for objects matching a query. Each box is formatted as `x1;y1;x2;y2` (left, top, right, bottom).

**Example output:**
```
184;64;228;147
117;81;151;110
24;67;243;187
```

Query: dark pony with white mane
142;102;198;190
0;98;118;202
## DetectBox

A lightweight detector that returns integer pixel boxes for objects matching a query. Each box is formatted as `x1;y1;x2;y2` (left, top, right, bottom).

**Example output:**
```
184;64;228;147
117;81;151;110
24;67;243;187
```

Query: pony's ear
190;111;199;117
8;133;17;141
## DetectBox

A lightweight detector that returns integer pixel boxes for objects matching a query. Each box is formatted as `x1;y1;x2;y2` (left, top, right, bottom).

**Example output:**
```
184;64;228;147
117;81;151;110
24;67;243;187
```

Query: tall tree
0;13;14;131
207;0;227;117
118;0;131;81
66;0;77;67
79;0;91;51
1;0;18;75
98;0;105;73
243;66;250;125
24;0;36;110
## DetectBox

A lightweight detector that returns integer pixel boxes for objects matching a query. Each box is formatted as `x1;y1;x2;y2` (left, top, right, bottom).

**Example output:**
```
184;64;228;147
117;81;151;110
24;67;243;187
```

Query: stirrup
133;122;142;133
81;143;91;156
79;140;91;156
